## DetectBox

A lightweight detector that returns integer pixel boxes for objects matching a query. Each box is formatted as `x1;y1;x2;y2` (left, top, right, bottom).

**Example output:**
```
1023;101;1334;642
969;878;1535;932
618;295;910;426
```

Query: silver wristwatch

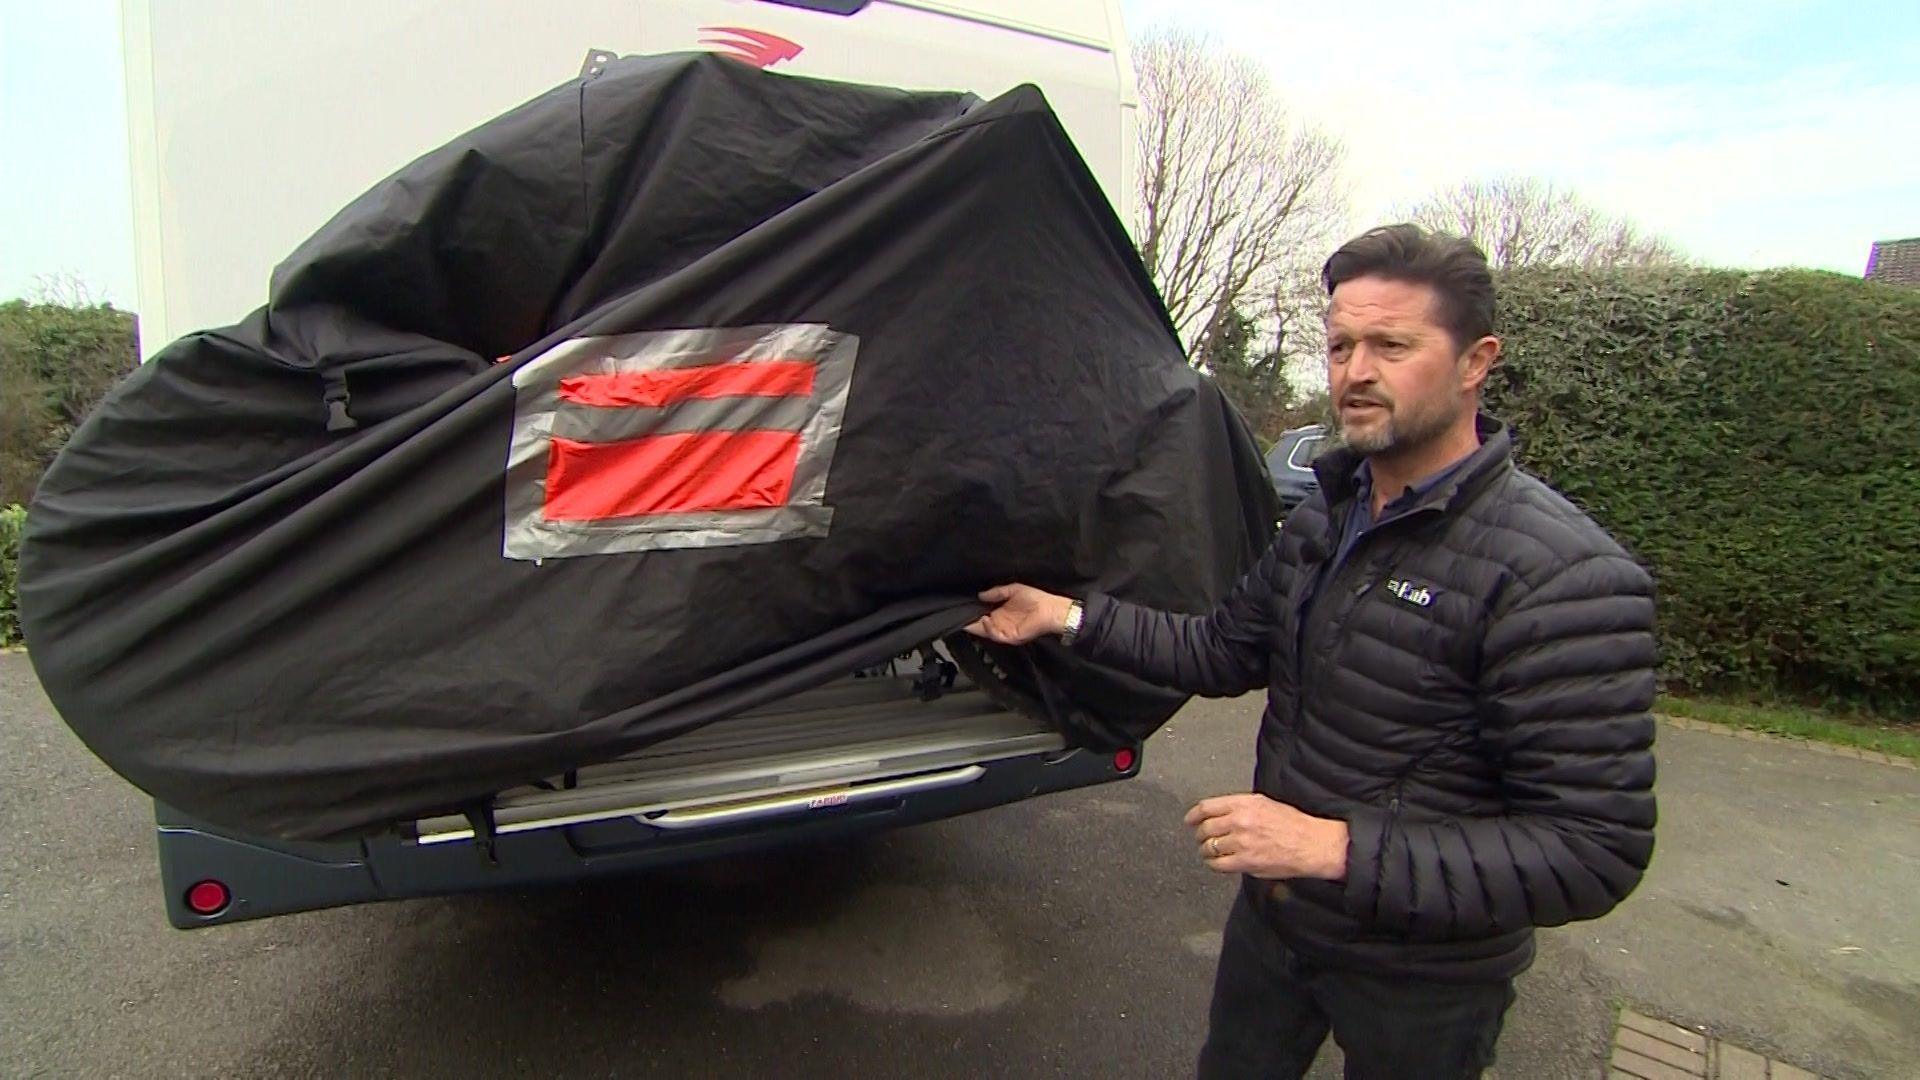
1060;599;1085;646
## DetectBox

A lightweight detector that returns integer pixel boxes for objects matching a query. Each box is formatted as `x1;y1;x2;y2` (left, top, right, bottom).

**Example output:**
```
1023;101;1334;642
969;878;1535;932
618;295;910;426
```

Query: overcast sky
3;0;1915;308
1122;0;1920;275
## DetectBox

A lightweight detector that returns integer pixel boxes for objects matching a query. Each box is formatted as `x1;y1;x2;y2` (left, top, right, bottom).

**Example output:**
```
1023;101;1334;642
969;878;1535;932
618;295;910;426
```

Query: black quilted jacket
1074;415;1657;982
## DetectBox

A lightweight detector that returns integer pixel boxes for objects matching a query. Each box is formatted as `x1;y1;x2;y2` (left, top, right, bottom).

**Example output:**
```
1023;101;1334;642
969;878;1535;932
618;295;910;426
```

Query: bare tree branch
28;272;106;309
1401;177;1684;270
1132;30;1348;363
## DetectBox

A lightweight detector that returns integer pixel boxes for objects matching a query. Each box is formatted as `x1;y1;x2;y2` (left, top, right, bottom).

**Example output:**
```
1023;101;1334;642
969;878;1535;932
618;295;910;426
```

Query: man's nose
1345;342;1381;383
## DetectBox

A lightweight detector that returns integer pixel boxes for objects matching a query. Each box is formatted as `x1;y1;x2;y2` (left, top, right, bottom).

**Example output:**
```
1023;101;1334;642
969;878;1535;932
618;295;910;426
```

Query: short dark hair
1320;224;1495;350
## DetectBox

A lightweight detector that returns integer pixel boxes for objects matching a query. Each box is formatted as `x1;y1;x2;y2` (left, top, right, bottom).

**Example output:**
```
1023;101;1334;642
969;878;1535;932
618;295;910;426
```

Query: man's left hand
1185;793;1349;881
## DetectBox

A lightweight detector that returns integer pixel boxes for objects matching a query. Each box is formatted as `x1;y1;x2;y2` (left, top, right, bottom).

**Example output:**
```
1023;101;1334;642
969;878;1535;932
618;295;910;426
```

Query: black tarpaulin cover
20;55;1277;840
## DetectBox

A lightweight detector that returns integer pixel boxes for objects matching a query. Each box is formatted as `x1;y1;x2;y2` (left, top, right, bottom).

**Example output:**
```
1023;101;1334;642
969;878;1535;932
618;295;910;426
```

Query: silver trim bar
640;765;987;831
416;764;988;845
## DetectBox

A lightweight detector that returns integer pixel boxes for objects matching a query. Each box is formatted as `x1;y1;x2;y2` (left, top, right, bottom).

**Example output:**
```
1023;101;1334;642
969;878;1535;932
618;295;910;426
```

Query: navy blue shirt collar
1326;445;1482;581
1353;449;1479;525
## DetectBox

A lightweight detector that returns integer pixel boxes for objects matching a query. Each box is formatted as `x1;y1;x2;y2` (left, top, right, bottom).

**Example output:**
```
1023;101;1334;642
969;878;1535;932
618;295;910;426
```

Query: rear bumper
155;744;1136;928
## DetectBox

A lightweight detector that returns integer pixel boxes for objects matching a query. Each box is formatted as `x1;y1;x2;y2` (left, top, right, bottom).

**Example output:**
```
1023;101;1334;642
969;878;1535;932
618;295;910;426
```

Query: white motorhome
122;0;1139;359
121;0;1147;927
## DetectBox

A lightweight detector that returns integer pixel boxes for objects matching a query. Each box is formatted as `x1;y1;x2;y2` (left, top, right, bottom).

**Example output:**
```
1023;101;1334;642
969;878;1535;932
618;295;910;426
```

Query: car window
1286;436;1327;470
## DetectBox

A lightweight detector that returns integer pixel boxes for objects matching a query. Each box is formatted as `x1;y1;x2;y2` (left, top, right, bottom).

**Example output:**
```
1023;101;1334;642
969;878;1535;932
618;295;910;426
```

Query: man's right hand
965;584;1076;646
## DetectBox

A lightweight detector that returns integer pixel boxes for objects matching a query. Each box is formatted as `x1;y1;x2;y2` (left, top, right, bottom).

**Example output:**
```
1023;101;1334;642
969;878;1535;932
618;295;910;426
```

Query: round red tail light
1113;747;1137;773
185;879;231;916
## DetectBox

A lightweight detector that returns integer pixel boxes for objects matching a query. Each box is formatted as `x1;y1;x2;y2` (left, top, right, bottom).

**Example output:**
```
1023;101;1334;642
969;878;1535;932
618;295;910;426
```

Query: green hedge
0;300;139;507
1;503;23;647
1490;267;1920;710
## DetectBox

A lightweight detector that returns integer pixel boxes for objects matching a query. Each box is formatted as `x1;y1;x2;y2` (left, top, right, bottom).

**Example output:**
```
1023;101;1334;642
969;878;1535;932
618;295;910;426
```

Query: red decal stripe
544;431;802;520
558;362;815;408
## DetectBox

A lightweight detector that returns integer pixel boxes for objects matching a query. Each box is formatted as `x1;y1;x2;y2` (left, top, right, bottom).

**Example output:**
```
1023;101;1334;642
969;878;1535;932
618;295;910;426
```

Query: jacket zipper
1281;556;1386;803
1286;508;1438;801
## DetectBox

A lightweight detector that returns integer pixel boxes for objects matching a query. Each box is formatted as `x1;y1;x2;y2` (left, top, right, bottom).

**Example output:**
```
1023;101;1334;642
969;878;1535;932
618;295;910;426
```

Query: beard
1338;385;1462;457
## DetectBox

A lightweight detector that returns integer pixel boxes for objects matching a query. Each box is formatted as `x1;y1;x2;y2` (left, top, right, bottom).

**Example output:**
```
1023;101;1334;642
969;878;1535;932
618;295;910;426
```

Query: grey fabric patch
549;395;817;442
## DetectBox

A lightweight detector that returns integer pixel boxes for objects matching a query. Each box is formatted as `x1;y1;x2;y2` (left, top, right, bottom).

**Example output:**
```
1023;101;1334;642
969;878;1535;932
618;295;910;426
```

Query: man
967;225;1657;1079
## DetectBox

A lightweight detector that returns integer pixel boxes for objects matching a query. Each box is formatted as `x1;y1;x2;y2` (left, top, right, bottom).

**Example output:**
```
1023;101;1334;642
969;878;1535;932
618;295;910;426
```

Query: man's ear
1459;335;1501;393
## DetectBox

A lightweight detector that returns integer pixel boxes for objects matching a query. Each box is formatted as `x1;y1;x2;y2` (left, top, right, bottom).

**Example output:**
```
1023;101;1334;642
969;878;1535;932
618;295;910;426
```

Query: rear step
411;671;1062;844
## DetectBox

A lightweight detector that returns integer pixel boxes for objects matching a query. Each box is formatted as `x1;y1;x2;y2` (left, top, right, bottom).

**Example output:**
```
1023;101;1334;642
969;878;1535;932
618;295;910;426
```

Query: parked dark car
1265;424;1331;512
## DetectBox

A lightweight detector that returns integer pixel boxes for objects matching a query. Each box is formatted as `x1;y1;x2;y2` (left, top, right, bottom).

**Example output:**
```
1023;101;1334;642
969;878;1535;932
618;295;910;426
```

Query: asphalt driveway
3;651;1913;1078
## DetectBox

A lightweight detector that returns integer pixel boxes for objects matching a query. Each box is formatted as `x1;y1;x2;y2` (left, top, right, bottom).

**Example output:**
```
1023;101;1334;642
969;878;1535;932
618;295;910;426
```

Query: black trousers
1197;890;1516;1080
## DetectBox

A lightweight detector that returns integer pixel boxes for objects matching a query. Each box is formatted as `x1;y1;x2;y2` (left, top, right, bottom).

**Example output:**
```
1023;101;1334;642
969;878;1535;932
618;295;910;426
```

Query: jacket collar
1311;413;1514;520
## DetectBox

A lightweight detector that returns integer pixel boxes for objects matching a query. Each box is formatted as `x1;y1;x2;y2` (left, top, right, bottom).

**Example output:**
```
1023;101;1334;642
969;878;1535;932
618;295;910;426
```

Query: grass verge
1657;694;1920;762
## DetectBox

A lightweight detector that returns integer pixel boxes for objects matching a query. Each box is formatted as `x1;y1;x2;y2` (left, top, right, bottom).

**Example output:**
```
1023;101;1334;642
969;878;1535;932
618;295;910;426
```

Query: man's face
1324;276;1491;458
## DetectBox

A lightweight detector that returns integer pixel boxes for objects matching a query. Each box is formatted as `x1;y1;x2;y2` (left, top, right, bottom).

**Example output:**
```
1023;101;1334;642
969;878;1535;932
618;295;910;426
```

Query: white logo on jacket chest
1386;579;1435;607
